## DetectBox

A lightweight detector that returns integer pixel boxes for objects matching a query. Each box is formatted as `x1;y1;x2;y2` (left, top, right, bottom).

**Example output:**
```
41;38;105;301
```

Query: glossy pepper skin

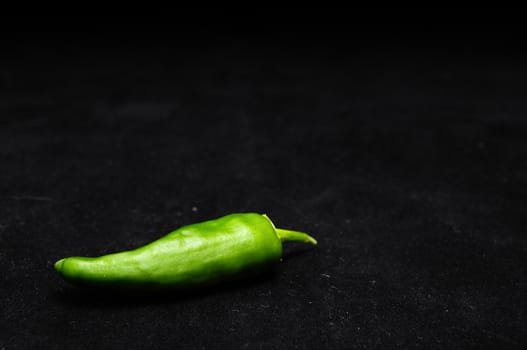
54;213;316;290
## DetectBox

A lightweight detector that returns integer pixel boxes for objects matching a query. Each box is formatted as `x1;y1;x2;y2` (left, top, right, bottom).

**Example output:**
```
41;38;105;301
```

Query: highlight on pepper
54;213;317;290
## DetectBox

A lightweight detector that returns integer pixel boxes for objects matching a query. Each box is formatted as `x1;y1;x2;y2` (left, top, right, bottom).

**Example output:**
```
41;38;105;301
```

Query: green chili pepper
54;213;316;290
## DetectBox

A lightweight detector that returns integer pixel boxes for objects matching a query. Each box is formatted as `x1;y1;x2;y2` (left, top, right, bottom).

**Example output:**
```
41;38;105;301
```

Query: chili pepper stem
275;228;317;245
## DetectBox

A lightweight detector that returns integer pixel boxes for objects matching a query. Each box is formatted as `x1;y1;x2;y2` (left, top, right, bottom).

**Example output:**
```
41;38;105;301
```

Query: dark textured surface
1;32;527;349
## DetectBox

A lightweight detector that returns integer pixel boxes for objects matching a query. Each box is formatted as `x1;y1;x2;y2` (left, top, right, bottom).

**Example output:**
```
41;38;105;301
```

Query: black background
1;15;527;348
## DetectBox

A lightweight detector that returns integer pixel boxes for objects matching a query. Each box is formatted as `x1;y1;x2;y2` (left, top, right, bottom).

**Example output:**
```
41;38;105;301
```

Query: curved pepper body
54;213;316;290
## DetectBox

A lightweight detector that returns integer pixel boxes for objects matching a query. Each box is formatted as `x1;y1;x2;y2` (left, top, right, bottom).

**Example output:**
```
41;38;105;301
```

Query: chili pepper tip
54;258;65;273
